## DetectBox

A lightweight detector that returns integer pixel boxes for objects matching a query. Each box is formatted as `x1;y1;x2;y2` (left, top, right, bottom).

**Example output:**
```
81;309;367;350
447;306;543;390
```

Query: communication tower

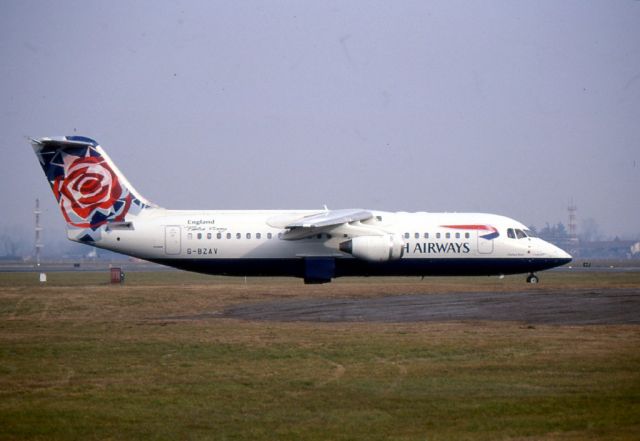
568;198;578;245
34;198;44;266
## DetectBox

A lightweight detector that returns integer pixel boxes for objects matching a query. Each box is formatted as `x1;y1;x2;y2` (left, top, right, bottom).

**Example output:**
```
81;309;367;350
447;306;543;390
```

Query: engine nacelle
339;235;404;262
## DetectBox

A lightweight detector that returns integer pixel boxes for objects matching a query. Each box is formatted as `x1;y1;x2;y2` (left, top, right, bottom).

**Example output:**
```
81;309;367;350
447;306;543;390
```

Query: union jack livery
31;135;571;284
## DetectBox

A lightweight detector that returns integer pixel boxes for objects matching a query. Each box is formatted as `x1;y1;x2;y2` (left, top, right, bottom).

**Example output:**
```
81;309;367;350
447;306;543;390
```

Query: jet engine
339;234;404;262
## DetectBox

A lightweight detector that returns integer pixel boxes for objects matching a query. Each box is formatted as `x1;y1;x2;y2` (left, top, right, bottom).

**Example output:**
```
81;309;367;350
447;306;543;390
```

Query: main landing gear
526;273;539;284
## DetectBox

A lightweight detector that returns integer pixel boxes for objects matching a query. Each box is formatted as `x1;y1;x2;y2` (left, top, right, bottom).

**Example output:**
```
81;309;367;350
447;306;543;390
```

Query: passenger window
236;233;241;239
455;232;460;239
246;233;251;239
465;232;470;239
256;233;261;239
424;232;429;239
414;232;420;239
436;232;441;239
207;233;212;240
515;229;526;239
404;232;410;239
507;228;515;239
197;233;202;240
267;232;272;239
445;232;450;239
217;232;222;239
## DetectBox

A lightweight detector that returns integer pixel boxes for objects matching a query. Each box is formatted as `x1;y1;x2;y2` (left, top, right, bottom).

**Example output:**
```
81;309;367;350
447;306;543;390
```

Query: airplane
30;136;572;284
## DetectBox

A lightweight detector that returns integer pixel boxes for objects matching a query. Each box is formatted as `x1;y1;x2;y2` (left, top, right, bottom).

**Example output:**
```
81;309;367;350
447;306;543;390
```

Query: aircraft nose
550;242;572;262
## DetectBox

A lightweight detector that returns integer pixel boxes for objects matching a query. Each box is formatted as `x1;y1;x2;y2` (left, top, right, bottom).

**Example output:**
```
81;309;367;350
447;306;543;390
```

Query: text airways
406;242;471;254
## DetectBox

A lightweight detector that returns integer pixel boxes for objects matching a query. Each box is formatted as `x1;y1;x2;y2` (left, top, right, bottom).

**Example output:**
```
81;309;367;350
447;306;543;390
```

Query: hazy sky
1;0;639;251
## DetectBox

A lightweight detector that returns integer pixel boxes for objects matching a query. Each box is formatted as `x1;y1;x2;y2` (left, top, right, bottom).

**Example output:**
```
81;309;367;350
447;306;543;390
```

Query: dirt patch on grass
218;288;640;325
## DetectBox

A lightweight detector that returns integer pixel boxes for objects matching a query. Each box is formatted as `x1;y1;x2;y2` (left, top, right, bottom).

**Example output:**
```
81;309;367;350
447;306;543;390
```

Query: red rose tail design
31;136;156;242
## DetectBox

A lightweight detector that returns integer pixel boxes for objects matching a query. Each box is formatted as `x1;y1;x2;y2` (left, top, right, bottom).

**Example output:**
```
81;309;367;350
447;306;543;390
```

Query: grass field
1;271;639;440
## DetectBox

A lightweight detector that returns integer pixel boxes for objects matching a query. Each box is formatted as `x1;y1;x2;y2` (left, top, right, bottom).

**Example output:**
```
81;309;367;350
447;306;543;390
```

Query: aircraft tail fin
31;136;156;242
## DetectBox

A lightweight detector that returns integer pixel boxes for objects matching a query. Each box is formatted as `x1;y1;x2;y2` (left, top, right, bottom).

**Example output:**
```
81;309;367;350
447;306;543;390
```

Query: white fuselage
91;208;570;281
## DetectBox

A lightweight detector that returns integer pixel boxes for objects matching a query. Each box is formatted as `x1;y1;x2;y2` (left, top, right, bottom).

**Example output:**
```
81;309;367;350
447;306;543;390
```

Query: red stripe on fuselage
441;224;492;231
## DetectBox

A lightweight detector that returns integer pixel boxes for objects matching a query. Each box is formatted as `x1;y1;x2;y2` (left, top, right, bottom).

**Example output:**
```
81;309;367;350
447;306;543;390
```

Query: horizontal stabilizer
31;136;99;149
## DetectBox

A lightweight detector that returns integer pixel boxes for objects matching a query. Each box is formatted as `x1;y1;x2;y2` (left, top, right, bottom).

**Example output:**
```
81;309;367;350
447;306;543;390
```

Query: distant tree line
533;220;639;259
0;226;28;259
533;222;575;252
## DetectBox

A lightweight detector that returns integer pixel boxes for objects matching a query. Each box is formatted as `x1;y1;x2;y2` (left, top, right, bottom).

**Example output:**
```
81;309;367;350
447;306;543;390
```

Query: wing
286;209;372;228
272;209;374;240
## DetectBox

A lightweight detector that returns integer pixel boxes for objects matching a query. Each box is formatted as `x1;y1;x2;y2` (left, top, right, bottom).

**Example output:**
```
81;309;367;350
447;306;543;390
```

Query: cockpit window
515;229;527;239
507;228;516;239
524;229;537;238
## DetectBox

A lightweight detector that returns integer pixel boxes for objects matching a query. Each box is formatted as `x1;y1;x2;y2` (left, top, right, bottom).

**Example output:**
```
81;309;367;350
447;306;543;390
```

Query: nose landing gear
526;273;539;284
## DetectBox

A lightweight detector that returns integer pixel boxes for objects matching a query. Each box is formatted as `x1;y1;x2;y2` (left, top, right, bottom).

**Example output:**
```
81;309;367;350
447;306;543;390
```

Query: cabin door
477;231;494;254
165;226;181;255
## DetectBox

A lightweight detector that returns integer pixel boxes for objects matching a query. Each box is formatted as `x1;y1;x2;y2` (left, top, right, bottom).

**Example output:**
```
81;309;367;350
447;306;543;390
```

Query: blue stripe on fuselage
147;257;571;278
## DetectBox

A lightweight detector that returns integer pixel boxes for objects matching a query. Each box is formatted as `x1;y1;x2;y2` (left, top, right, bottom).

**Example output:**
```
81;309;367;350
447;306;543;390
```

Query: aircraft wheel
526;274;539;284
